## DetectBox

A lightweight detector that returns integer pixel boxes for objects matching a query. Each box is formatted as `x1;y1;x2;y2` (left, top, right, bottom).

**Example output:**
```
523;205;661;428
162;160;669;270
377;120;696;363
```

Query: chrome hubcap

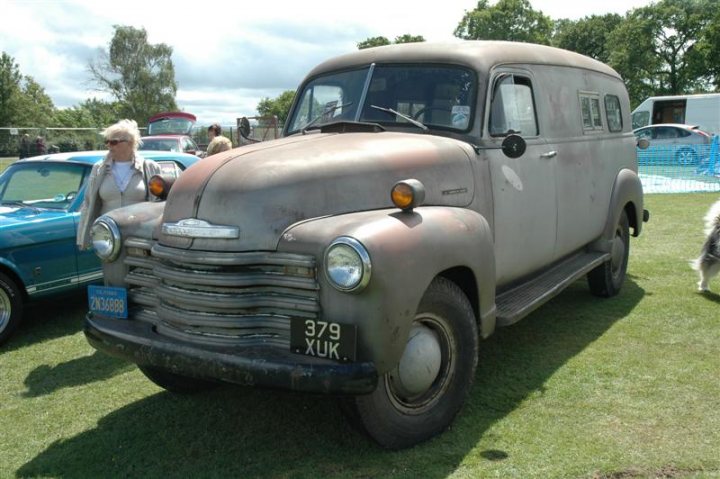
0;288;11;331
390;324;442;398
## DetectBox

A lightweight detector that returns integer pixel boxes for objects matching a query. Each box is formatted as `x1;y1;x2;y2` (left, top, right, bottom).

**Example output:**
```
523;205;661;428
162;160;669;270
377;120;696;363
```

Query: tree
88;25;177;125
13;76;55;127
694;6;720;90
454;0;553;45
357;36;391;49
54;99;120;128
553;14;623;64
608;0;719;105
257;90;296;123
357;34;425;50
0;52;22;127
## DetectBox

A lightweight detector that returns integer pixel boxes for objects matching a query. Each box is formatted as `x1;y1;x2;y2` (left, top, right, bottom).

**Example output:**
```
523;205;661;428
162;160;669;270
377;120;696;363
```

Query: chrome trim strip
162;218;239;239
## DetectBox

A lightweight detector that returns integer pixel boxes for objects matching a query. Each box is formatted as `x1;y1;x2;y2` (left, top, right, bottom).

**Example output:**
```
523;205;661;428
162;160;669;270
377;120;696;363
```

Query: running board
496;252;610;326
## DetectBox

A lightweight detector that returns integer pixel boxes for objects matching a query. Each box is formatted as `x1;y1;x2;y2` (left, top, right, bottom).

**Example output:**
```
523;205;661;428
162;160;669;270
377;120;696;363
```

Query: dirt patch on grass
591;464;710;478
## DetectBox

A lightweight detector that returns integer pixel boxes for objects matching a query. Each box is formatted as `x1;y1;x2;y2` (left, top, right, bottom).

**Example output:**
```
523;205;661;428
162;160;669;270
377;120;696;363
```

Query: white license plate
88;285;128;319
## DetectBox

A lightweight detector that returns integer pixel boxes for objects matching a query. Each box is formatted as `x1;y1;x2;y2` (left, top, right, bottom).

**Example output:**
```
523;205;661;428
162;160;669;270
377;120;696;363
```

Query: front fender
278;206;495;375
97;201;166;286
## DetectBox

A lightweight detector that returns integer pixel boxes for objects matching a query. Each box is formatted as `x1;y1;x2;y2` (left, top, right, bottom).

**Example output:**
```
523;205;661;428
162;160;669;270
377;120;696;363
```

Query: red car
140;112;203;156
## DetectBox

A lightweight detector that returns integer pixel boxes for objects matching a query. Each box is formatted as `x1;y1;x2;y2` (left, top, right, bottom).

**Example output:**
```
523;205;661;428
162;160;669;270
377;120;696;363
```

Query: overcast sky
1;0;655;126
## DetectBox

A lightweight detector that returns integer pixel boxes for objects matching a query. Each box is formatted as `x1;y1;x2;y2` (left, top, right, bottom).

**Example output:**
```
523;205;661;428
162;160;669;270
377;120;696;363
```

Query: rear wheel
340;277;478;449
676;148;698;166
588;210;630;297
138;365;219;394
0;272;23;345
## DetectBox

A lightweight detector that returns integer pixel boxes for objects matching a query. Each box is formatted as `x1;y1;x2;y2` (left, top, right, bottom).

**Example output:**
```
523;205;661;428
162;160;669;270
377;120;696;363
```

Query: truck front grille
123;238;319;348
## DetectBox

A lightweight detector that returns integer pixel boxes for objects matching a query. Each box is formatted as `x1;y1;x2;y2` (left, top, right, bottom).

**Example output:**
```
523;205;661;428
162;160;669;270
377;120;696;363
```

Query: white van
631;93;720;134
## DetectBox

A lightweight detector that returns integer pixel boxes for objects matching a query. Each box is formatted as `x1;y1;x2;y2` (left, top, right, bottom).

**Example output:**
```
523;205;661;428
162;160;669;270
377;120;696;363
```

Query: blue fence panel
638;136;720;193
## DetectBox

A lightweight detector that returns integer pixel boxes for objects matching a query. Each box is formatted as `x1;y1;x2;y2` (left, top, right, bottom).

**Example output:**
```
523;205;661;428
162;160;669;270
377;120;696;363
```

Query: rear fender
596;169;644;252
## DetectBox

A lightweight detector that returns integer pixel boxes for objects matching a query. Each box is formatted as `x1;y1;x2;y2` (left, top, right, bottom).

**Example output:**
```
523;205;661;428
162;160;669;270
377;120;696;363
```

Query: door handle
540;151;557;159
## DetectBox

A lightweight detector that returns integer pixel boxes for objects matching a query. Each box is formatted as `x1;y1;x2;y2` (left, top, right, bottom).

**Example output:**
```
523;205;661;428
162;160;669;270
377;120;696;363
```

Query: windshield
148;116;194;135
0;162;90;210
286;64;476;134
140;138;181;152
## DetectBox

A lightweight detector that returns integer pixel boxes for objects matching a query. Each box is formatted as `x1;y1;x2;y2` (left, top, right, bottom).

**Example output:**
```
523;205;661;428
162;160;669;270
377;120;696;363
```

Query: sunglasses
105;139;127;146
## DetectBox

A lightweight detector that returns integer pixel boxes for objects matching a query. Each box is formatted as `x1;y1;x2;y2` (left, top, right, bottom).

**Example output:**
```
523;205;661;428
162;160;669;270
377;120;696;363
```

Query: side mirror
637;138;650;149
239;117;251;139
501;134;526;159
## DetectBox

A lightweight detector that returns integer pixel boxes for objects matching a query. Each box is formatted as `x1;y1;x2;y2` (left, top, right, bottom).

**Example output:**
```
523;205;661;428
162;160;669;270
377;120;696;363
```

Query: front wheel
0;272;23;345
340;277;478;449
138;365;219;394
588;210;630;297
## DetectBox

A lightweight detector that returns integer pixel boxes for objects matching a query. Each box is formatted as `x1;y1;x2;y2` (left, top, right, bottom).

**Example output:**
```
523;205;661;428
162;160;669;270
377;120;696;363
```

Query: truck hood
159;131;476;251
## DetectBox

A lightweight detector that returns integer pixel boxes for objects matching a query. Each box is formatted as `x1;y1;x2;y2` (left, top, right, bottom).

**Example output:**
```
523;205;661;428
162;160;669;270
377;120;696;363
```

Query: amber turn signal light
149;174;176;200
391;179;425;211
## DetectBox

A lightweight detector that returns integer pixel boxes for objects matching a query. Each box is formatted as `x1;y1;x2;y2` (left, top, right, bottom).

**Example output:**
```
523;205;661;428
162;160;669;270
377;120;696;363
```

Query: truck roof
305;40;621;81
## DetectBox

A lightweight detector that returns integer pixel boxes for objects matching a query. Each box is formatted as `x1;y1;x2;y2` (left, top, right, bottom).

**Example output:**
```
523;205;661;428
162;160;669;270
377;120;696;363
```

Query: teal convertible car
0;150;199;345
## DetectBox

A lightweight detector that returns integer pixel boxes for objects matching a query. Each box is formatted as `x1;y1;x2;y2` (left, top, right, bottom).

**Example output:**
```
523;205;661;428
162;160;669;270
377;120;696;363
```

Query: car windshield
0;162;89;210
140;138;181;152
148;117;194;135
286;65;476;134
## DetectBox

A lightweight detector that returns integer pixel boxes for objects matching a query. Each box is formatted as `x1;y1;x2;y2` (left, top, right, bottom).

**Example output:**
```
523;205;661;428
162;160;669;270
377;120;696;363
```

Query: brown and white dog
691;199;720;291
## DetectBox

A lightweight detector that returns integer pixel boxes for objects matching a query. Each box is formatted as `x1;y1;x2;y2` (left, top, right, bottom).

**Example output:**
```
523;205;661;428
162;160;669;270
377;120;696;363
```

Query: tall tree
454;0;553;45
608;0;719;105
553;14;623;64
0;52;22;127
13;76;55;127
694;6;720;90
257;90;296;123
357;34;425;50
88;25;177;125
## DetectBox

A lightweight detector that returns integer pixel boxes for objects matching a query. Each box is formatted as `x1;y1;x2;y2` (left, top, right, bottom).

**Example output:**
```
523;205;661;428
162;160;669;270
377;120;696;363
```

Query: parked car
0;150;199;345
85;41;647;449
633;123;712;165
140;111;204;157
139;135;202;156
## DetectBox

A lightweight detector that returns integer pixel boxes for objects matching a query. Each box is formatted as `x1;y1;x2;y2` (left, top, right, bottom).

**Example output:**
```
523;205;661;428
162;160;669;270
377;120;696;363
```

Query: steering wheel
412;106;452;120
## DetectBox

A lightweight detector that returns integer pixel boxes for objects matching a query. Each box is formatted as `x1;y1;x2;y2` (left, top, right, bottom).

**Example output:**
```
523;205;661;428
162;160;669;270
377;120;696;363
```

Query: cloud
1;0;656;126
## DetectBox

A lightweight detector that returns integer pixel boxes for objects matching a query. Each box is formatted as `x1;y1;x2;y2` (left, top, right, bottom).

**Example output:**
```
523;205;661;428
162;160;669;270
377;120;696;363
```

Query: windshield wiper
370;105;428;132
302;102;354;134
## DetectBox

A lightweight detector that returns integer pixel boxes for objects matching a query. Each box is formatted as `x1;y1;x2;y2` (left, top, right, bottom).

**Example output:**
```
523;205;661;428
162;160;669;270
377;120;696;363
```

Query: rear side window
489;74;538;137
580;93;603;131
604;95;623;132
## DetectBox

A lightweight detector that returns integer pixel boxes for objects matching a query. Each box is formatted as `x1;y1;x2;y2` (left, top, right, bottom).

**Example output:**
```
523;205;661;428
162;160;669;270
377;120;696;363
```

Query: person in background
76;119;162;251
34;136;47;155
206;123;232;156
18;134;31;158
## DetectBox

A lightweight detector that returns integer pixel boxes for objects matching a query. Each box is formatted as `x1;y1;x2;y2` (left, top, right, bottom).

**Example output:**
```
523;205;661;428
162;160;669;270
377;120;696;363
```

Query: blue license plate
88;285;128;319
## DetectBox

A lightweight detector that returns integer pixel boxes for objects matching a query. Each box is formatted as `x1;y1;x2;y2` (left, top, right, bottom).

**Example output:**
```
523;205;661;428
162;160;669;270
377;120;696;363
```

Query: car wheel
138;365;219;394
588;210;630;297
0;272;23;345
676;148;698;166
340;277;478;449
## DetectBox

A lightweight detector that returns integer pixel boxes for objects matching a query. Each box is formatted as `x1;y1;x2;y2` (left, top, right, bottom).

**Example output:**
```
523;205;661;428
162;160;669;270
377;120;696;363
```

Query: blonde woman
77;119;162;250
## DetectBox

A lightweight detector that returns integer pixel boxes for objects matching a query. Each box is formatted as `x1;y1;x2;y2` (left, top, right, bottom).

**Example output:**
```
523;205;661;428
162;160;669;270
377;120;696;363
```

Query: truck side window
580;92;603;131
489;74;538;137
604;95;623;132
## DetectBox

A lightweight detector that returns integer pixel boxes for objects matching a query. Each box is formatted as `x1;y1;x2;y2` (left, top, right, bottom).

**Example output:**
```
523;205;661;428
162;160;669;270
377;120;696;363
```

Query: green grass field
2;193;720;478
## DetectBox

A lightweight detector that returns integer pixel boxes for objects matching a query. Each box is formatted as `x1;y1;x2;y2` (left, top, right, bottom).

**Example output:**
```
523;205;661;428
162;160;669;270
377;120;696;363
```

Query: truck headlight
325;237;371;292
91;217;121;261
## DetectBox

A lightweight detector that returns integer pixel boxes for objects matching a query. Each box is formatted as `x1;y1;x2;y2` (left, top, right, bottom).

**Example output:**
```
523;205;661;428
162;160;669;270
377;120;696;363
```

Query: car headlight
324;237;371;292
91;217;121;262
